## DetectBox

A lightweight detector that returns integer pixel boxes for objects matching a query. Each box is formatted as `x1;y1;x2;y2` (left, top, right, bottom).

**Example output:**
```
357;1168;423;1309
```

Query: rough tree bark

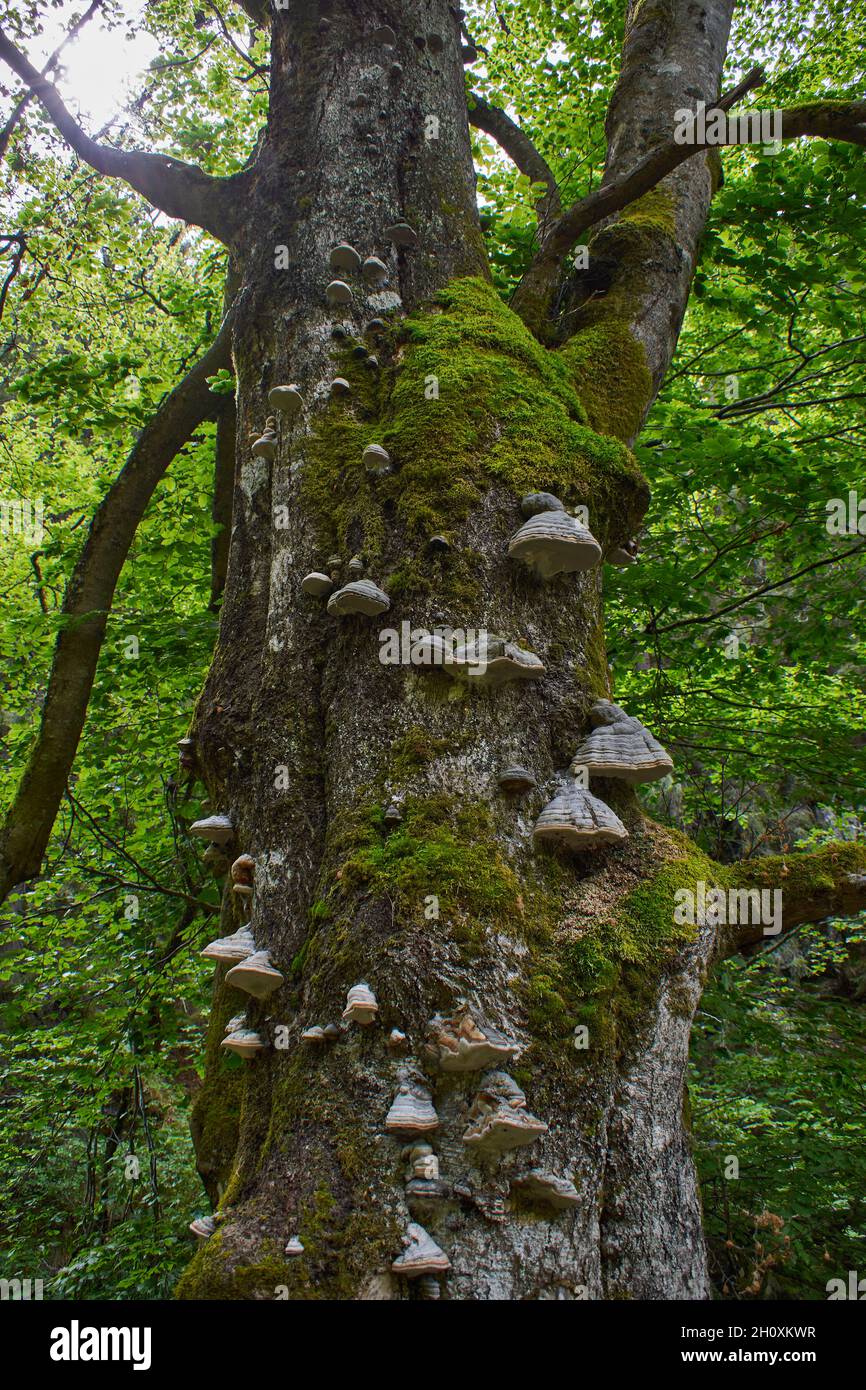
4;0;866;1302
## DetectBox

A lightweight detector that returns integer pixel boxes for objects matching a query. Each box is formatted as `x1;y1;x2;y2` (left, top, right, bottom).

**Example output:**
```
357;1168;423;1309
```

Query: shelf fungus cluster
571;699;673;784
424;1002;518;1073
342;981;378;1025
509;492;601;578
417;632;544;687
461;1072;548;1154
251;416;278;460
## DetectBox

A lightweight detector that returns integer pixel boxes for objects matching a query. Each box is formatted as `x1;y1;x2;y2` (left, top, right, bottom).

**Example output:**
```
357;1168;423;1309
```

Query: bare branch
0;27;248;243
468;93;562;228
0;308;236;906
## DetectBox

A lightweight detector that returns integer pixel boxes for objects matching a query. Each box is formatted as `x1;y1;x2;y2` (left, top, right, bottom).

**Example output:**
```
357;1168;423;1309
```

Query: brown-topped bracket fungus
225;1013;247;1034
189;1214;217;1240
508;509;602;579
462;1071;548;1154
385;1069;440;1137
177;736;196;771
268;384;303;418
230;853;254;885
348;555;364;578
497;765;537;795
225;949;285;999
462;42;478;63
387;1027;408;1052
448;635;544;687
391;1223;451;1279
342;981;378;1025
321;1022;342;1042
327;579;390;618
371;24;396;46
189;814;234;845
427;534;451;554
301;1024;327;1045
251;417;278;460
361;255;389;288
608;538;639;566
329;377;352;397
201;925;256;962
326;279;353;307
221;1028;268;1058
285;1236;304;1257
520;491;565;518
329;242;362;275
511;1170;580;1210
571;699;673;784
384;221;418;248
362;442;391;475
404;1143;440;1182
425;1002;518;1073
533;783;628;850
365;317;387;336
301;571;335;598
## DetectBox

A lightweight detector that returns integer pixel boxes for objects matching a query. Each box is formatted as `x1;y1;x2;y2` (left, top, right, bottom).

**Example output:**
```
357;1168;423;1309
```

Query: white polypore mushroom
361;256;389;288
189;814;234;845
362;442;391;474
329;243;362;274
268;384;303;418
301;572;335;597
326;279;353;306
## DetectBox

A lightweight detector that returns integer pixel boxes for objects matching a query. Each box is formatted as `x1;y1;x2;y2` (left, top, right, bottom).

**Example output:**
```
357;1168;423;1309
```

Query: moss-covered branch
719;843;866;957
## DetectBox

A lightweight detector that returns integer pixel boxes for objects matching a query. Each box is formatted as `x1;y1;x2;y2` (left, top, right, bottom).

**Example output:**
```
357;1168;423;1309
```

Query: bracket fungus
329;243;362;275
498;765;537;795
448;635;544;687
301;571;335;598
200;925;256;962
608;539;639;566
388;1027;408;1052
202;844;229;876
225;950;285;999
462;42;478;63
511;1170;580;1210
342;981;378;1025
189;1215;216;1240
406;1145;440;1181
251;417;278;460
372;24;396;46
461;1072;548;1155
285;1236;304;1256
365;317;386;336
384;221;418;248
427;534;451;554
326;279;353;307
301;1025;326;1045
362;442;391;475
221;1028;268;1058
189;814;234;845
329;376;352;397
425;1002;518;1073
177;737;196;771
268;384;303;418
533;783;627;850
230;853;254;885
225;1014;247;1034
391;1223;451;1279
508;509;602;578
327;579;390;617
361;255;389;288
385;1069;440;1136
384;799;404;827
520;491;565;518
570;699;673;784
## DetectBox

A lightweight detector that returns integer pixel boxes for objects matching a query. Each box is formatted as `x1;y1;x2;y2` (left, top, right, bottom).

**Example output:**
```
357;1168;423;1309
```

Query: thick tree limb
0;0;103;161
0;312;234;907
0;28;248;244
513;94;866;329
718;843;866;957
468;93;562;228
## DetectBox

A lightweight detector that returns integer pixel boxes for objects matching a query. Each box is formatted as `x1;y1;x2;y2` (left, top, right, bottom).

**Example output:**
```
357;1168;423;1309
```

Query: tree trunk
179;0;711;1301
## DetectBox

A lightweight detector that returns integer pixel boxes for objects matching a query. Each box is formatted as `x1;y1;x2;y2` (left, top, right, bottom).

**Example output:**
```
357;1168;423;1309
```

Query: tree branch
513;86;866;330
468;93;562;228
0;308;235;907
0;0;104;161
0;27;248;244
718;843;866;957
